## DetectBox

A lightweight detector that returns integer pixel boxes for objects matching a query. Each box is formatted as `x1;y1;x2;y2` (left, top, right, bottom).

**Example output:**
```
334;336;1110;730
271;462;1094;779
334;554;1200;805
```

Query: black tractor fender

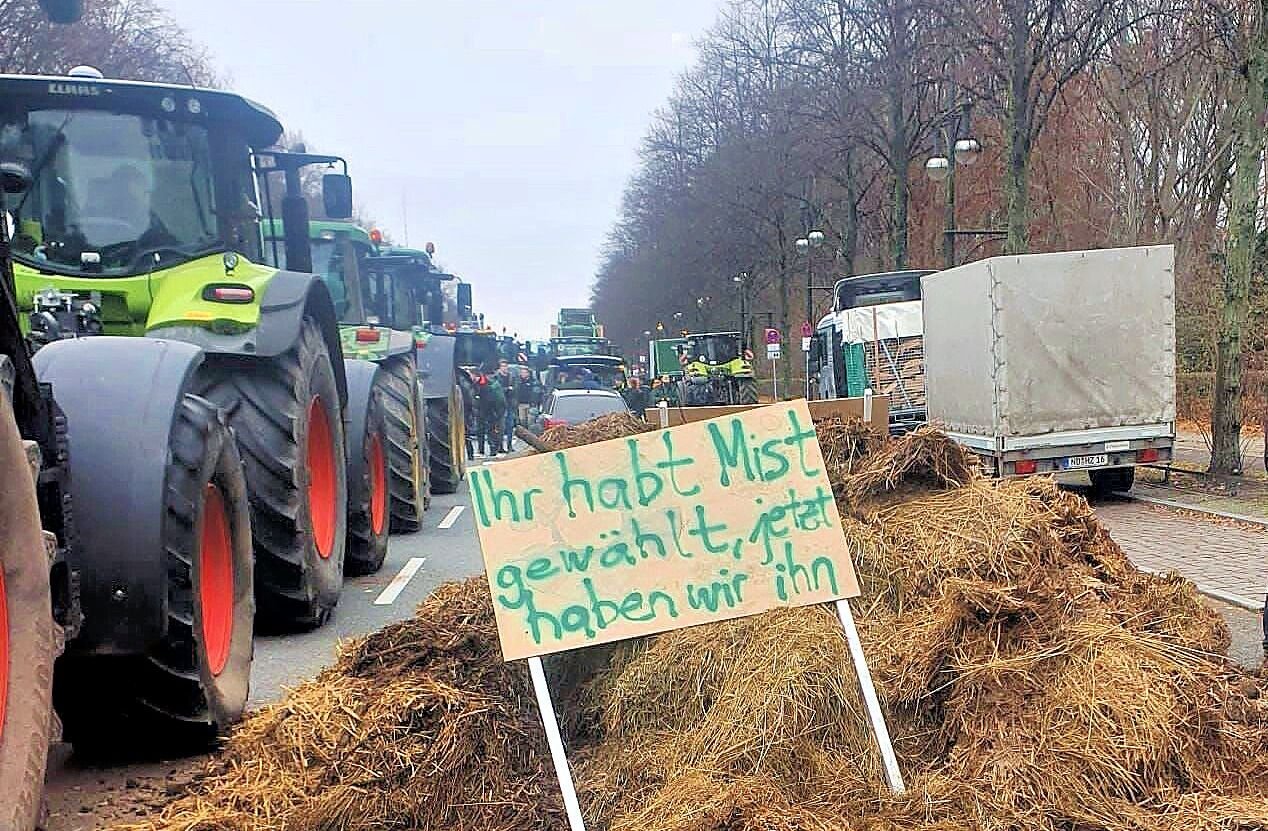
416;333;457;401
342;359;380;490
32;337;204;654
147;271;348;407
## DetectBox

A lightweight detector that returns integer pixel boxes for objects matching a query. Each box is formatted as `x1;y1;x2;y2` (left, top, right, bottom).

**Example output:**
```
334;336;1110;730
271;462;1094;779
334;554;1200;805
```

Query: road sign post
764;327;781;400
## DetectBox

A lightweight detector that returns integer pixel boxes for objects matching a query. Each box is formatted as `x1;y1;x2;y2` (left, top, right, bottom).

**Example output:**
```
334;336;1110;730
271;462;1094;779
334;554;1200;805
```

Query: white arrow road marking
438;505;465;529
374;557;426;606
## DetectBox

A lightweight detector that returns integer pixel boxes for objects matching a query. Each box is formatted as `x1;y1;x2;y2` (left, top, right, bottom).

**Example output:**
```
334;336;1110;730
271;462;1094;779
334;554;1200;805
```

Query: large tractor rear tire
0;365;55;831
55;395;254;754
197;317;347;629
427;383;466;495
381;355;428;531
344;361;391;577
736;378;759;405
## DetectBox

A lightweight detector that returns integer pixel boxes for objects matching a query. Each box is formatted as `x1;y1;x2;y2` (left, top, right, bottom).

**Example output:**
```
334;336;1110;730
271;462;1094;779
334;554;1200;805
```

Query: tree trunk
1004;0;1032;254
1210;5;1268;474
887;3;910;269
842;152;859;278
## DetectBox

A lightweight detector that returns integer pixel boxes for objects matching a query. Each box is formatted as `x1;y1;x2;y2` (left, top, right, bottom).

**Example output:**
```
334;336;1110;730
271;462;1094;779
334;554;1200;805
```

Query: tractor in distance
551;306;602;338
365;245;469;495
680;331;759;405
0;64;360;805
262;218;433;574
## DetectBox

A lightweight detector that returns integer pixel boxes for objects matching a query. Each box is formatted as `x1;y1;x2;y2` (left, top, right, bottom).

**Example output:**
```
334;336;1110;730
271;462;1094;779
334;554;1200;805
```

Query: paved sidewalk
1173;430;1265;475
1094;500;1268;608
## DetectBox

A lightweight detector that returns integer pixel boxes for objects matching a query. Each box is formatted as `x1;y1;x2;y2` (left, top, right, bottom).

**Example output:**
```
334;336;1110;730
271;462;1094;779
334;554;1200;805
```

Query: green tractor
365;248;469;495
552;306;602;338
0;68;355;750
262;219;432;573
681;331;759;406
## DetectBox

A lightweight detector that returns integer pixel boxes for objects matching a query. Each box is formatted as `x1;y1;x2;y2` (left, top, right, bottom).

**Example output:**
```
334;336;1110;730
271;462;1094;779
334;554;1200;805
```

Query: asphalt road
248;477;488;705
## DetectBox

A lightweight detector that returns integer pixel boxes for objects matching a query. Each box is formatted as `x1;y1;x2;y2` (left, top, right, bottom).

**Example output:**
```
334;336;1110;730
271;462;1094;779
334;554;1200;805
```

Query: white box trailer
921;245;1175;492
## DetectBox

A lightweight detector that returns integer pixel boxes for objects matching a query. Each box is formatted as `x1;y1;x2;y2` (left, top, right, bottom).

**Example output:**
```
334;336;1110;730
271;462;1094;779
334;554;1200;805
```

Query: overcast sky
160;0;720;342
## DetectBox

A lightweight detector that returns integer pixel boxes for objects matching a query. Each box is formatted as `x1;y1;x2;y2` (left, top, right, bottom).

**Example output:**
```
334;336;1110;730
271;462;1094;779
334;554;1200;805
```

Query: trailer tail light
544;418;567;429
203;285;254;304
1138;448;1159;463
355;328;382;343
1014;459;1038;475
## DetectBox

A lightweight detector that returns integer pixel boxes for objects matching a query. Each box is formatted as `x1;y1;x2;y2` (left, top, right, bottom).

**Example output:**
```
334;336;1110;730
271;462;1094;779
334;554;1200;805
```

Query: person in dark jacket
497;360;517;452
624;376;650;418
475;361;507;455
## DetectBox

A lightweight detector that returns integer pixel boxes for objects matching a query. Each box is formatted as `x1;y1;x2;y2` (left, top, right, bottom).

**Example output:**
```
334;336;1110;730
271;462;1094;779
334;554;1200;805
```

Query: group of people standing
464;359;541;457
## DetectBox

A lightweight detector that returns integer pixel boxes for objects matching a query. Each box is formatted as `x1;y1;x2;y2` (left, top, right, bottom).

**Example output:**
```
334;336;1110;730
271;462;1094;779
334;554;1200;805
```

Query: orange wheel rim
369;432;387;536
307;397;337;559
199;484;234;676
0;565;9;739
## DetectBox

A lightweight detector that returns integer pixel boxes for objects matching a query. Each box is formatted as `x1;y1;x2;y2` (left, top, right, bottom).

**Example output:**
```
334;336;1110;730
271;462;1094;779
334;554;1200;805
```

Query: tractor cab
680;331;758;406
0;71;352;338
683;332;748;375
262;219;372;324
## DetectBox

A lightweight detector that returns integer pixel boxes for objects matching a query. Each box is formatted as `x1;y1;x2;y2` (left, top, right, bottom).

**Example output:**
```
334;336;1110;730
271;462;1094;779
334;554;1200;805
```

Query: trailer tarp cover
922;246;1176;437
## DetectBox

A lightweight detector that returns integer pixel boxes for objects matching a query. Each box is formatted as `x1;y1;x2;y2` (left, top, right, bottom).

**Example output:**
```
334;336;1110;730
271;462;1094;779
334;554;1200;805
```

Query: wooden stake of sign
528;656;587;831
526;605;906;831
835;599;905;792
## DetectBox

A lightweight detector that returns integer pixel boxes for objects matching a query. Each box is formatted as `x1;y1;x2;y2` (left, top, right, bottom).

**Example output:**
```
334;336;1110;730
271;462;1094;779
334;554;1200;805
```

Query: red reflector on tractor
204;285;254;303
1014;459;1038;475
355;328;381;343
1138;448;1159;463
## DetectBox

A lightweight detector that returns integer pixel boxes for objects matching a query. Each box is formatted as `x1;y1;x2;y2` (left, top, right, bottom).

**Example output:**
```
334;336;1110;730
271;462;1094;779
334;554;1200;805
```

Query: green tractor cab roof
261;218;373;246
377;245;437;269
0;72;283;148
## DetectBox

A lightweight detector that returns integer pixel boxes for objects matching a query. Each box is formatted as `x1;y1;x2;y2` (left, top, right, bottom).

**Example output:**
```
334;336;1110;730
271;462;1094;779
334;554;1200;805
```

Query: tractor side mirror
1;162;32;195
322;173;353;219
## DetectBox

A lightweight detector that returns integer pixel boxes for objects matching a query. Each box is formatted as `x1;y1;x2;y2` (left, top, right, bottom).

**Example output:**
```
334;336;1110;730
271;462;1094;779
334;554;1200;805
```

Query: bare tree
1211;0;1268;474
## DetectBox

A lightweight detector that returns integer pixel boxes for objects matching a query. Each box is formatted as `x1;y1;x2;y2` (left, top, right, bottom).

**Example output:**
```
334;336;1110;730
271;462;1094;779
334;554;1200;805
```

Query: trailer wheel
196;317;347;628
0;369;55;831
1089;466;1135;496
345;366;391;576
736;378;759;405
427;383;466;494
56;395;254;753
381;355;427;531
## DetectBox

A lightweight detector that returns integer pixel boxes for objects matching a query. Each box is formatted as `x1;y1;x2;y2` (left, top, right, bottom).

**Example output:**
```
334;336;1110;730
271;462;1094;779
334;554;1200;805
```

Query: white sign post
473;402;904;830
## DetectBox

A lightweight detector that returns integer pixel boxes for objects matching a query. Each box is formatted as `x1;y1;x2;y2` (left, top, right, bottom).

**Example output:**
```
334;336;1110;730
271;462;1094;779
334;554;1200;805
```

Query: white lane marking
438;505;465;529
373;557;426;606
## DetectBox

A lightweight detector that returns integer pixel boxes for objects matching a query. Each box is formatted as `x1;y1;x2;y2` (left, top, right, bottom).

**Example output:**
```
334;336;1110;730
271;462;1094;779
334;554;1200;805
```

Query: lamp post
796;230;825;398
732;272;748;352
925;102;983;269
695;295;711;330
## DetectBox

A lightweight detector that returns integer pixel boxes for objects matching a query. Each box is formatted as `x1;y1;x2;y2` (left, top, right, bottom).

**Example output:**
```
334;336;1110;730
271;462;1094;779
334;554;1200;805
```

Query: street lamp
733;272;748;351
925;101;983;269
795;231;827;398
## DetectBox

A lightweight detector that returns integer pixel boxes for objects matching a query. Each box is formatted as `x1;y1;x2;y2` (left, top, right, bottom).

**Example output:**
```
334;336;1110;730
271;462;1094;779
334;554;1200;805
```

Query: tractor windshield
688;335;740;365
0;108;221;276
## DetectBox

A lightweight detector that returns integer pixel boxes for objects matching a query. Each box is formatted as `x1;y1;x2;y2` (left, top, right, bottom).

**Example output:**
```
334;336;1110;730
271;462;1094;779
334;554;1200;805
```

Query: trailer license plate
1064;454;1108;470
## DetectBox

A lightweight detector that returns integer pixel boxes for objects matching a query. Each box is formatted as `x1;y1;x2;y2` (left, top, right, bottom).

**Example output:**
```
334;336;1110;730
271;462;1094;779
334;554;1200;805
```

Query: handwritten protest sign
472;400;860;660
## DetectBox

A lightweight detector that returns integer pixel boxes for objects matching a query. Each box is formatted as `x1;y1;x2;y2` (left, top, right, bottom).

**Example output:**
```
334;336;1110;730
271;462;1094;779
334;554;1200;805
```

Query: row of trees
0;0;215;83
592;0;1268;473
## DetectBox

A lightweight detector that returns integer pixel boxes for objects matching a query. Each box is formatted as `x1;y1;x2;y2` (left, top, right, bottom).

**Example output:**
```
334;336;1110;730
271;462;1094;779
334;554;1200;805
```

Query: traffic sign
766;343;781;360
801;321;813;338
801;337;811;352
764;327;780;345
